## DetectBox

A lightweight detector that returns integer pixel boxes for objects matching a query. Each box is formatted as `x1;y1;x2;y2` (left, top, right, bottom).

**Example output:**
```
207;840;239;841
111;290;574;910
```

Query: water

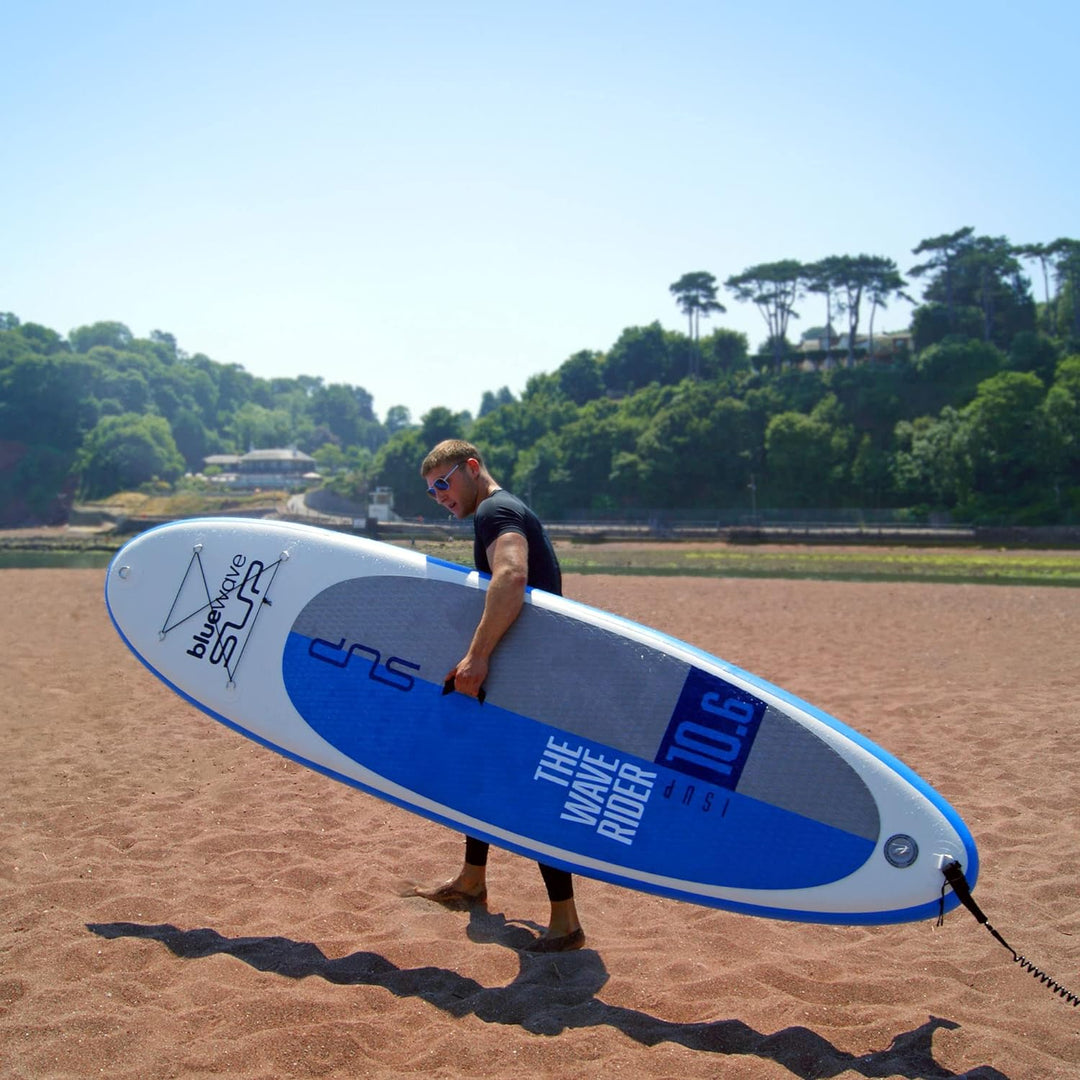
0;550;115;569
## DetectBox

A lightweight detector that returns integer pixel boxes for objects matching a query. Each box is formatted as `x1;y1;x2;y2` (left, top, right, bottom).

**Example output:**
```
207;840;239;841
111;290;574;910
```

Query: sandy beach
2;567;1078;1078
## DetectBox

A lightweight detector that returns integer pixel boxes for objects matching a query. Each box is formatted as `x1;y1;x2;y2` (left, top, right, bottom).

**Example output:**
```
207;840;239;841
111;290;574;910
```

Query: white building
203;448;320;490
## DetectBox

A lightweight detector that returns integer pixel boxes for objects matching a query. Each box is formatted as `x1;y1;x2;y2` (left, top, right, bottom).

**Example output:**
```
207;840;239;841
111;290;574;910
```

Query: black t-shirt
473;489;562;596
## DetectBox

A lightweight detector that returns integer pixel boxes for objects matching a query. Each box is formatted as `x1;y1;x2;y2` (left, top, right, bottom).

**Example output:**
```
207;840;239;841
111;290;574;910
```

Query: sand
2;567;1078;1079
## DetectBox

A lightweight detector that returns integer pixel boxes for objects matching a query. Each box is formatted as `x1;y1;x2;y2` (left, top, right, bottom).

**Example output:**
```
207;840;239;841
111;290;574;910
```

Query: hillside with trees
1;229;1078;528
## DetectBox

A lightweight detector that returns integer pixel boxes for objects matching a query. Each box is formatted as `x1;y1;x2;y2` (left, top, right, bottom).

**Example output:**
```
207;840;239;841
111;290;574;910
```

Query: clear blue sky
4;1;1077;422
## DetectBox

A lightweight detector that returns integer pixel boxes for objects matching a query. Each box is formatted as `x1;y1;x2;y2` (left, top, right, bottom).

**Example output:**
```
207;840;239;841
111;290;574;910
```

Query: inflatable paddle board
105;517;977;925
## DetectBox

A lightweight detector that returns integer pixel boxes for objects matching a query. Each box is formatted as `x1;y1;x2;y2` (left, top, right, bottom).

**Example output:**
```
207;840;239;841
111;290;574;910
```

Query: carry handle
442;675;486;704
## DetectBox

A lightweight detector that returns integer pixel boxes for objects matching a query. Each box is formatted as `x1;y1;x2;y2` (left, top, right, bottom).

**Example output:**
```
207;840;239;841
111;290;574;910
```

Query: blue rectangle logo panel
655;668;766;790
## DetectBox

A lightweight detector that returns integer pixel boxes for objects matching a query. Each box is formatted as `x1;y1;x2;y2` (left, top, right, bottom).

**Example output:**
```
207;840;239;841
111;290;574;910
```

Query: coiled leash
940;860;1079;1006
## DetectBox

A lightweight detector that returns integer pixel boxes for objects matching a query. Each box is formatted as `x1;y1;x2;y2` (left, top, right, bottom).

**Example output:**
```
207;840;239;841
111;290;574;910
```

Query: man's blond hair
420;439;484;477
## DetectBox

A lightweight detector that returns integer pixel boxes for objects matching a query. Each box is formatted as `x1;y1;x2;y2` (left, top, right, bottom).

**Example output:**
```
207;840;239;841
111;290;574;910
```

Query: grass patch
80;491;288;517
556;546;1080;586
399;539;1080;586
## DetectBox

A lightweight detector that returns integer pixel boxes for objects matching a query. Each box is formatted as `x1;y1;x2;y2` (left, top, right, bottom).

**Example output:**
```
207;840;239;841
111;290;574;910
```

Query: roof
241;448;316;464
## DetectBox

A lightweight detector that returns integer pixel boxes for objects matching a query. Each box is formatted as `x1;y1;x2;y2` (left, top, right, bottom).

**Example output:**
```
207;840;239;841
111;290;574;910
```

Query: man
415;438;585;953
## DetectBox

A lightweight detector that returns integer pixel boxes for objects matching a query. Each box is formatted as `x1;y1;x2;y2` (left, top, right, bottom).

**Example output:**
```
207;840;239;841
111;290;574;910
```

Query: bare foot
546;897;582;938
413;880;488;908
524;928;586;953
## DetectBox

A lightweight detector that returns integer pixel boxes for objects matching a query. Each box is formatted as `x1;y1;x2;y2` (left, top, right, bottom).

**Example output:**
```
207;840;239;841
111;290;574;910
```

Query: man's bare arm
447;530;528;697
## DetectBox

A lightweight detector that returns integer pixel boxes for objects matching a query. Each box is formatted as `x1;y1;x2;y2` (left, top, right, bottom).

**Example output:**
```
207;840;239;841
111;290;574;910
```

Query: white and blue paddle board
104;517;977;925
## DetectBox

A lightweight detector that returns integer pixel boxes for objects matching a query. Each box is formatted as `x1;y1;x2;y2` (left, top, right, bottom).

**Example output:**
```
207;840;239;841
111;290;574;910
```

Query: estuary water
0;550;114;569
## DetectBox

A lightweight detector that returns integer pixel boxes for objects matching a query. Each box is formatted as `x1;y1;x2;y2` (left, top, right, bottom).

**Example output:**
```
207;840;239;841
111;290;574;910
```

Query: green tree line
1;228;1078;526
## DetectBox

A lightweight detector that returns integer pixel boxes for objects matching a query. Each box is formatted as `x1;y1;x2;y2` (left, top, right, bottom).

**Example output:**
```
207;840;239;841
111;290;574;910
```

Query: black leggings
464;837;574;903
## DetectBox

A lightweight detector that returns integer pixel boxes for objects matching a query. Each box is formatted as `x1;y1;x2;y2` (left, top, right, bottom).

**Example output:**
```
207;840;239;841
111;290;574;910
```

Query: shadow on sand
87;909;1005;1080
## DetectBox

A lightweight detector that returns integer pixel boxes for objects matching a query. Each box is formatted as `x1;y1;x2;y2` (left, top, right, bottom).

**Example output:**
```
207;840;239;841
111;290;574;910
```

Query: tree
635;383;752;507
15;322;69;355
810;255;901;367
964;235;1028;343
208;362;257;418
74;413;185;499
420;406;469;450
312;442;348;475
556;350;605;405
90;349;153;414
891;408;971;510
509;433;564;519
1049;238;1080;341
1014;239;1080;340
171;407;215;470
1016;241;1057;325
0;352;100;451
764;395;855;507
311;383;376;447
809;255;911;360
911;230;1033;348
385;405;413;435
910;303;983;352
866;260;912;356
68;321;134;353
699;328;750;378
603;323;671;394
805;259;842;362
962;370;1048;514
825;363;905;444
484;373;576;452
0;442;74;525
850;432;890;508
148;330;181;364
539;399;636;512
1007;330;1060;384
479;386;516;416
913;338;1005;414
1042;355;1080;509
669;272;726;378
372;427;428;518
227;402;293;450
909;227;975;330
764;394;853;507
725;261;806;369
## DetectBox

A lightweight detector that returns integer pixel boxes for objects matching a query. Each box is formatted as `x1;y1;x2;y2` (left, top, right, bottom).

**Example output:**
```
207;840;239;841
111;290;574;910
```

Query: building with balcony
202;448;320;490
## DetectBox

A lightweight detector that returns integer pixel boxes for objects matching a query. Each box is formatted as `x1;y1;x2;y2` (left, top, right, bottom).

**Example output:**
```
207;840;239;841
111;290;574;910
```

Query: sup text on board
185;554;269;668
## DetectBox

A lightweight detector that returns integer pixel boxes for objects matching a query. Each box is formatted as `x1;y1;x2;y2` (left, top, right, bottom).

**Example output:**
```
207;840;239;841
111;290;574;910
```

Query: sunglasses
426;460;464;498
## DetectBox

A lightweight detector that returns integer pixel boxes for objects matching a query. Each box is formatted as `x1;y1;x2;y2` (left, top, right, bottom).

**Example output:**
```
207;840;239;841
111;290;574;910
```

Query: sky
4;1;1078;423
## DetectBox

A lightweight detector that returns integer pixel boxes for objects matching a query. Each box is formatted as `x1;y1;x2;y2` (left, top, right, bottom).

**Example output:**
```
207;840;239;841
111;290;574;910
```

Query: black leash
940;861;1079;1006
